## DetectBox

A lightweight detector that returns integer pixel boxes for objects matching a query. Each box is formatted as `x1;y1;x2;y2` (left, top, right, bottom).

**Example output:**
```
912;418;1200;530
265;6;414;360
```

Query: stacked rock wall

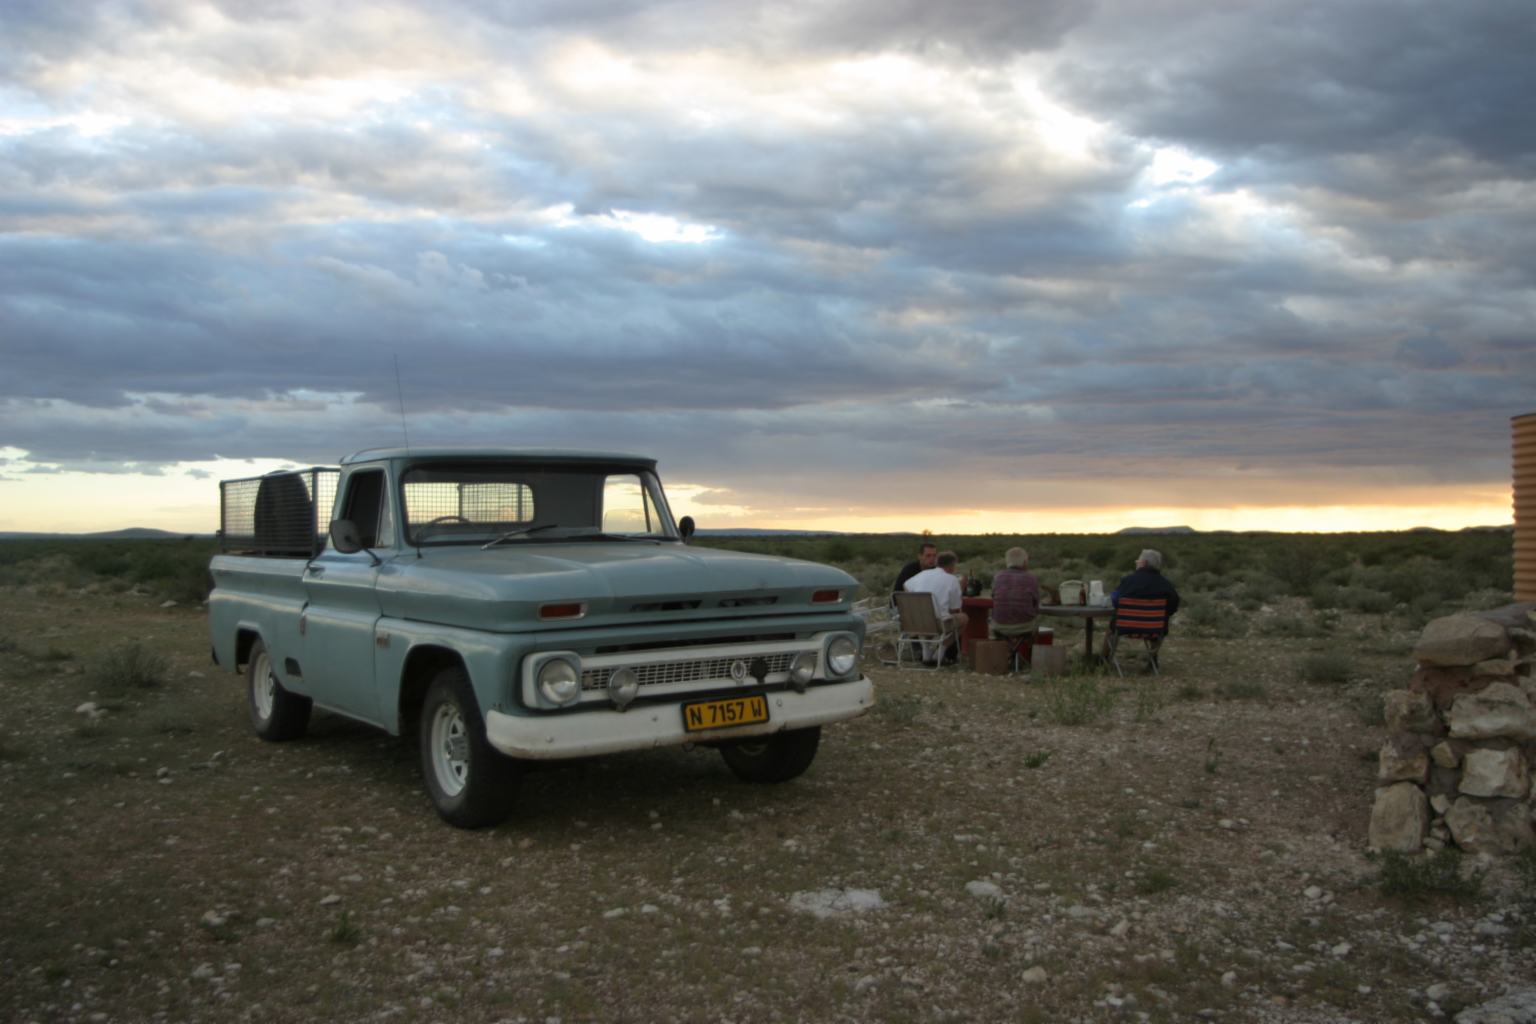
1369;605;1536;855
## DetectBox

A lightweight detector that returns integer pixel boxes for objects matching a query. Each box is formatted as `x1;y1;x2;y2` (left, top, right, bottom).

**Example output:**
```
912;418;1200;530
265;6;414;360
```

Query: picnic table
1036;603;1116;660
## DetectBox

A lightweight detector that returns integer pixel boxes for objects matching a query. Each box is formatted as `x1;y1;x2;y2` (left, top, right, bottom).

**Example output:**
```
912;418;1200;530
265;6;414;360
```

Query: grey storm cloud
0;0;1531;522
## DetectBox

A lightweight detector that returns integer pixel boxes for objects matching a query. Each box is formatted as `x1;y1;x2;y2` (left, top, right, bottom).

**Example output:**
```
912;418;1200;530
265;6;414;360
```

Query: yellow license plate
682;694;769;733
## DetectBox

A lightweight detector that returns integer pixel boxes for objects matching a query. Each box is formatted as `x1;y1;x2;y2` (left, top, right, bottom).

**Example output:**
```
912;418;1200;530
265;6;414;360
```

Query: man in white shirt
903;550;968;660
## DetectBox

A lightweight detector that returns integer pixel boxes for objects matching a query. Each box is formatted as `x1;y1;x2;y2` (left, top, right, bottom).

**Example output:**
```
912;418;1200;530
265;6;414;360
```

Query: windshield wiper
480;523;560;550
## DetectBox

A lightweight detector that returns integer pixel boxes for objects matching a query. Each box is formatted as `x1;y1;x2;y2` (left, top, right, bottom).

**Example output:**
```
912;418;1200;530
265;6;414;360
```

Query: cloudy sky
2;0;1532;534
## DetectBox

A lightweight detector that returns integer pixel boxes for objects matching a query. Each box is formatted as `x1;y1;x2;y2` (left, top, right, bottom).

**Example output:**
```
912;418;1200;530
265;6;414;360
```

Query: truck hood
377;542;856;632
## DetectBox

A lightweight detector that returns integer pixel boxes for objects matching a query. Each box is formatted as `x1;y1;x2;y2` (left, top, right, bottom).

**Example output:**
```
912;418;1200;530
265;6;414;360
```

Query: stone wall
1369;604;1536;856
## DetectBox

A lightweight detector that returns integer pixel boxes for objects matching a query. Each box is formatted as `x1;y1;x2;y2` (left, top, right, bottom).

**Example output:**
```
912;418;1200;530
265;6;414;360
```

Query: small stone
1448;683;1536;742
1415;615;1511;667
1331;942;1351;957
1383;690;1440;734
201;911;227;927
1218;818;1237;830
1426;982;1451;1001
1220;971;1237;987
1369;782;1429;852
1303;885;1323;900
1109;919;1130;938
160;600;178;608
1021;966;1048;984
1460;747;1529;799
319;894;341;906
965;881;1003;900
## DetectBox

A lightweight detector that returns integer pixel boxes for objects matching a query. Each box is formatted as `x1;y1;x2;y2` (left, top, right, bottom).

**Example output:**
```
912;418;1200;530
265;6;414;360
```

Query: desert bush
1267;541;1328;597
1262;614;1321;639
1041;674;1116;726
1298;650;1353;685
1374;848;1483;903
1215;679;1267;701
92;643;170;691
1337;586;1394;614
1181;601;1223;632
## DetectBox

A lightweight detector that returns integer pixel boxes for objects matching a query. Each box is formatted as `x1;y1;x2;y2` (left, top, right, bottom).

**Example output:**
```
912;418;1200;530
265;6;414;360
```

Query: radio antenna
394;354;411;452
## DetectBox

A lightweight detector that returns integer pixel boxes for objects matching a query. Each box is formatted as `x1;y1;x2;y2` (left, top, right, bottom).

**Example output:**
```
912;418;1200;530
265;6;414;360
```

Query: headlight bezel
824;633;860;679
535;654;583;707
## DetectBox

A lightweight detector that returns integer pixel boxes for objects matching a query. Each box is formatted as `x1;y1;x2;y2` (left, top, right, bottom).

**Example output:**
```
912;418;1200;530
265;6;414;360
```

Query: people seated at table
903;550;969;654
989;546;1040;640
891;540;938;605
1110;549;1181;632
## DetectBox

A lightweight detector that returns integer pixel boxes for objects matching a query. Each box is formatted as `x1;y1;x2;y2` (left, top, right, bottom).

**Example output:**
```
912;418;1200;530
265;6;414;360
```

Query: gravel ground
1;586;1533;1023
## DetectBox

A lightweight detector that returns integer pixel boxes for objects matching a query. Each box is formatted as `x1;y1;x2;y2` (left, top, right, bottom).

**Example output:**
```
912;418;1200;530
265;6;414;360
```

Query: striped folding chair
1105;597;1168;676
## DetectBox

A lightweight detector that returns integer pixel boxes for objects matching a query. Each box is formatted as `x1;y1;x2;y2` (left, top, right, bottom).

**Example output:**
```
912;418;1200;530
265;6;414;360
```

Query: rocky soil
2;585;1534;1023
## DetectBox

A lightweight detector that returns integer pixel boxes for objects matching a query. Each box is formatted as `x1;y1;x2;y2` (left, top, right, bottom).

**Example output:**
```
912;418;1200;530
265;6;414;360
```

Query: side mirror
330;519;363;554
678;515;696;543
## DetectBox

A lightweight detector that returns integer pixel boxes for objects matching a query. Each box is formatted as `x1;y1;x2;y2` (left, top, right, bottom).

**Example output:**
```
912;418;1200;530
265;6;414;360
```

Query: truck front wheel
419;667;519;828
247;639;311;741
719;726;821;783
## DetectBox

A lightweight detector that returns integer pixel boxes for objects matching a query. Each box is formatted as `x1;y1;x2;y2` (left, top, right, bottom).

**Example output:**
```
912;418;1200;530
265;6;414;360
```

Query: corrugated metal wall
1516;412;1536;601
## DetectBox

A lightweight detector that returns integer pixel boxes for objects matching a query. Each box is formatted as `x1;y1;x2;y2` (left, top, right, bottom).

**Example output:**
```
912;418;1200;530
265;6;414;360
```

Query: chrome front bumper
485;676;875;760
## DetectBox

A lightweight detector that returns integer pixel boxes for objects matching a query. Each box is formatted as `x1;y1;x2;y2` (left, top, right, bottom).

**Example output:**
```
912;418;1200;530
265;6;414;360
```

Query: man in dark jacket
891;541;938;605
1111;549;1181;632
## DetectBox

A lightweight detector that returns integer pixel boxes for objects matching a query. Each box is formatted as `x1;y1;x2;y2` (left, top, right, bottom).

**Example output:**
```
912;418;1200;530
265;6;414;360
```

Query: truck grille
582;652;796;692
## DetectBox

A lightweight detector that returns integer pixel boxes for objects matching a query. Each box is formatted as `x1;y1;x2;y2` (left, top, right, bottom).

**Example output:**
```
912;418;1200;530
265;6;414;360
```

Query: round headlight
607;666;639;709
826;635;859;678
537;658;582;706
789;651;817;691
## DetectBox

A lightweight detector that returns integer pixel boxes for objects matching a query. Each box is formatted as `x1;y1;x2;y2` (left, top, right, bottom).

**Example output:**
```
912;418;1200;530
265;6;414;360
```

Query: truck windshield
401;463;677;546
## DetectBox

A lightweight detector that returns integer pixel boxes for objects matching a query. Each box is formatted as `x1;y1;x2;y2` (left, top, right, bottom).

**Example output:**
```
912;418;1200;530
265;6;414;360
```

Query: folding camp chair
990;622;1038;673
1104;597;1168;676
894;592;960;670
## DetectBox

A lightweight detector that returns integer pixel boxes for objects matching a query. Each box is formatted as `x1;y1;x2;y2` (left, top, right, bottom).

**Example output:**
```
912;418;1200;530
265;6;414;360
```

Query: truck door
301;467;389;724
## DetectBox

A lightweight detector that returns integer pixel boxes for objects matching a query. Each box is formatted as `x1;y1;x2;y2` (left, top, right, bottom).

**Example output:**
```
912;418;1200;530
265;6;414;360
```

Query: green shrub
1339;586;1394;614
1215;679;1267;701
1181;602;1222;632
1041;675;1116;726
1263;614;1319;638
1298;651;1353;685
1375;848;1482;902
92;644;170;691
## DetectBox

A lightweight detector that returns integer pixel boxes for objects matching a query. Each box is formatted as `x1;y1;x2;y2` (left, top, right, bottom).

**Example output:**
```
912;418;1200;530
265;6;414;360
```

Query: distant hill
1115;526;1197;535
0;528;208;541
696;528;845;537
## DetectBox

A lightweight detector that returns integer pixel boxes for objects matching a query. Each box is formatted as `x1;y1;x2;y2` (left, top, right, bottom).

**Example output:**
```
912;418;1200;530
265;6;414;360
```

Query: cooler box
971;640;1010;675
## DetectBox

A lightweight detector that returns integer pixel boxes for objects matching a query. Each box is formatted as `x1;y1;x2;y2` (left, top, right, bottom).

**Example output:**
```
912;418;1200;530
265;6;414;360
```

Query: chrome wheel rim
430;702;470;797
252;650;275;721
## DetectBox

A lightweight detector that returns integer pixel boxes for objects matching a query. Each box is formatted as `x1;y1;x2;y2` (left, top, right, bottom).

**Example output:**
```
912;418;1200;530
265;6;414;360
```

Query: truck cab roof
339;447;656;468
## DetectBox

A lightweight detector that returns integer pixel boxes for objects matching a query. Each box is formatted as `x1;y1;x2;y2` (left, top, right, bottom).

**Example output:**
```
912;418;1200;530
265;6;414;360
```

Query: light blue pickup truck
208;448;875;827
